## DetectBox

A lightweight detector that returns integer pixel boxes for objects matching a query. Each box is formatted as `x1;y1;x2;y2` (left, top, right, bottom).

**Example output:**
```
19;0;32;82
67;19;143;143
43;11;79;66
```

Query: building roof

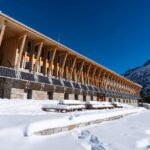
0;11;142;88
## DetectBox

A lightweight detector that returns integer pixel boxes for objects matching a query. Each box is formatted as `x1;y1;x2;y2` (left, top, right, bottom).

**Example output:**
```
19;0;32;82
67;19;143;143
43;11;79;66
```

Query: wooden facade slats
87;64;91;84
33;41;43;72
78;61;84;82
0;23;6;47
60;52;68;78
70;57;77;80
0;12;142;96
48;47;57;76
16;33;27;69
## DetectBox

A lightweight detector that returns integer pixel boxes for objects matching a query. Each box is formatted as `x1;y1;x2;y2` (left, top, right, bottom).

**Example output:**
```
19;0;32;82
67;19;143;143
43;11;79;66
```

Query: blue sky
0;0;150;74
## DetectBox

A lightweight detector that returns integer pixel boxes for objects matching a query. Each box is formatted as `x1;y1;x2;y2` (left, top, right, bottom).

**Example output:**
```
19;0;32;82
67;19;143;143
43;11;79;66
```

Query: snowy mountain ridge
123;59;150;95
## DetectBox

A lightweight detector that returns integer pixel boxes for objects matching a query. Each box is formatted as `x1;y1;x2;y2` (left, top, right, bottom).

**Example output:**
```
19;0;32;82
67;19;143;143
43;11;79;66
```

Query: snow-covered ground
0;99;149;150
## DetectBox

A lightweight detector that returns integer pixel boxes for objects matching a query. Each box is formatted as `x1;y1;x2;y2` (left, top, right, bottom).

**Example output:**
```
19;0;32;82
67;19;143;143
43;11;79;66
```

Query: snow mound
90;135;100;144
78;130;91;139
91;143;106;150
0;99;58;115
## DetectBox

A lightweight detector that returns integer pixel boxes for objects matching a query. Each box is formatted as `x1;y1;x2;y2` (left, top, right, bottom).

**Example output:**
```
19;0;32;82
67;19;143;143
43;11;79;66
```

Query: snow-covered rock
123;59;150;95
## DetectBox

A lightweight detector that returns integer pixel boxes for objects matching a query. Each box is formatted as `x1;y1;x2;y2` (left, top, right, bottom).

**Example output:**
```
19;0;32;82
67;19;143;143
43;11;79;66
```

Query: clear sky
0;0;150;74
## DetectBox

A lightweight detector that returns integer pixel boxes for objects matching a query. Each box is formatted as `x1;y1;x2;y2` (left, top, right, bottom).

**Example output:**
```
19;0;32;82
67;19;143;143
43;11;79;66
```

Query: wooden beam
78;61;84;81
69;57;77;80
97;70;101;86
92;67;97;85
33;42;43;72
16;33;27;69
0;23;6;47
61;53;68;78
43;48;48;75
87;64;91;84
48;48;57;76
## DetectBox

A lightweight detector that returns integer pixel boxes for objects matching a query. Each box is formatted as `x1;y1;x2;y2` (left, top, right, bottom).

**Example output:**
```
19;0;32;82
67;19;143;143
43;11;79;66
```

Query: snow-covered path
0;100;149;150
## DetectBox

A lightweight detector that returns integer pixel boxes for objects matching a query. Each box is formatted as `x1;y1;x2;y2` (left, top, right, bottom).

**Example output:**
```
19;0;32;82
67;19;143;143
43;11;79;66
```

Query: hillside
123;59;150;102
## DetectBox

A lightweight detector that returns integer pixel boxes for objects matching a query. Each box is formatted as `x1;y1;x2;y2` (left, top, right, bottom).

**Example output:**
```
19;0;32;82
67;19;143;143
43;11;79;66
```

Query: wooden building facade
0;12;142;105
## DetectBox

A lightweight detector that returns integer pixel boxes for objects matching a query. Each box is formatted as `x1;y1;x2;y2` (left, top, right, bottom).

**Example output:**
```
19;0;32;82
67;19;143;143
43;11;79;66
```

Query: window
25;61;30;70
109;98;112;102
27;41;32;54
76;63;80;71
47;51;51;60
91;96;93;101
40;66;44;73
64;93;69;99
75;94;78;100
67;58;72;67
41;47;45;58
47;92;53;100
83;95;86;101
58;55;63;64
24;89;32;99
34;45;38;57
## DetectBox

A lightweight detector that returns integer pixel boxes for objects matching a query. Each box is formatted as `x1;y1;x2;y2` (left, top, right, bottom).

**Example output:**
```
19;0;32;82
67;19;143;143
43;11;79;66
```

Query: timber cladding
0;12;142;103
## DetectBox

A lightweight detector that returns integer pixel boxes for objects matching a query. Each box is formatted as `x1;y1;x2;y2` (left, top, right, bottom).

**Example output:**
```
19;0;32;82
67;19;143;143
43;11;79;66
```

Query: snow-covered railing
59;100;84;105
143;103;150;109
85;101;114;109
42;100;85;112
111;102;123;108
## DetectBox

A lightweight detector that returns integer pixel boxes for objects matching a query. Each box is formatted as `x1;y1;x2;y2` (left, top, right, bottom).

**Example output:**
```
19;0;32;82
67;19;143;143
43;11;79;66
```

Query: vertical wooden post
87;64;91;85
16;34;27;69
78;61;84;82
48;47;57;76
61;53;68;78
97;70;101;87
33;42;43;72
43;48;48;75
0;23;6;47
91;67;96;85
70;57;77;80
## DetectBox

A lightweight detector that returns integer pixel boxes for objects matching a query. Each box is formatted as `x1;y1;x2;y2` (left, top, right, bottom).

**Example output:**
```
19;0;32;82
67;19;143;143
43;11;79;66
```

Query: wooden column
91;67;96;85
78;61;84;82
33;42;43;72
43;48;48;75
96;70;101;87
101;72;106;88
61;53;68;78
87;64;91;85
70;57;77;80
48;47;57;76
16;34;27;69
0;23;6;47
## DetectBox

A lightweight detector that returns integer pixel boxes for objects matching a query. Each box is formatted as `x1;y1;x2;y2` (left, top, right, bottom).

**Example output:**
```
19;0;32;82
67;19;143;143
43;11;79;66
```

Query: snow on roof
0;12;142;88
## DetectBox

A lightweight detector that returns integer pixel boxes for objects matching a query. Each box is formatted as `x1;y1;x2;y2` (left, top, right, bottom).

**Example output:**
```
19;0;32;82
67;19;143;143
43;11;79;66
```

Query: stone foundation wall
86;95;91;101
78;95;83;101
93;96;97;101
11;88;24;99
53;92;64;100
69;94;74;100
32;90;48;100
0;78;13;99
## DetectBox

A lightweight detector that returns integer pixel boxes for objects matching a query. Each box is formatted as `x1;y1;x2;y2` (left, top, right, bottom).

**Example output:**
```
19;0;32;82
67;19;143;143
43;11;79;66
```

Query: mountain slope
123;59;150;95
